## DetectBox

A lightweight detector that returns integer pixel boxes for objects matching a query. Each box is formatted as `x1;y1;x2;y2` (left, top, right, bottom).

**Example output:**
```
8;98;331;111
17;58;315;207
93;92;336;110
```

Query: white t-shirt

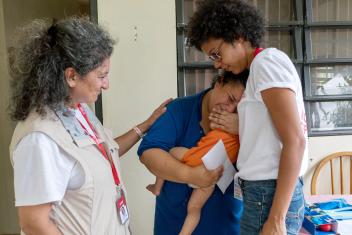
12;109;96;206
236;48;308;180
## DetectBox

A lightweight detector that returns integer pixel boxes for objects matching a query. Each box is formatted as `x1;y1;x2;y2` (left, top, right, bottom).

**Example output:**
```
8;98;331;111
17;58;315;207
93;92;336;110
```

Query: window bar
295;0;303;22
303;65;313;97
306;0;313;24
176;0;186;97
304;102;314;136
264;0;268;23
304;29;313;61
294;27;303;61
295;64;304;88
193;0;203;96
306;59;352;64
278;0;281;23
179;61;214;69
337;0;340;22
305;96;352;102
89;0;103;123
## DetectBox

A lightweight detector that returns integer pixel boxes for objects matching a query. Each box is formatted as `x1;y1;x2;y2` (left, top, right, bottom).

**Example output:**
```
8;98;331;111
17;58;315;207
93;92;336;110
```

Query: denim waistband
238;177;303;188
238;178;276;188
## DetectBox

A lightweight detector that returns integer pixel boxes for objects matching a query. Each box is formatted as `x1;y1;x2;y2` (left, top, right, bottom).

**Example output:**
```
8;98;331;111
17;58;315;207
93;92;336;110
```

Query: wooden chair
311;151;352;195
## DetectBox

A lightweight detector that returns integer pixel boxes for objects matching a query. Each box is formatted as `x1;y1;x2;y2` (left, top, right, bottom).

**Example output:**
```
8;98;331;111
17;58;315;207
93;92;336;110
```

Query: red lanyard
253;47;264;58
77;104;121;186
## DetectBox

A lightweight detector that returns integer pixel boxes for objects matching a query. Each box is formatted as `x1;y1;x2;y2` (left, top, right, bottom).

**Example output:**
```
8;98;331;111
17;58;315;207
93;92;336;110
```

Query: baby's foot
146;184;161;196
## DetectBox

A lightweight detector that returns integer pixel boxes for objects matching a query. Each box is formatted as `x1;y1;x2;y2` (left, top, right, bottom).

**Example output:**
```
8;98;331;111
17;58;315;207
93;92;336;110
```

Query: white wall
3;0;88;48
98;1;177;234
0;1;18;233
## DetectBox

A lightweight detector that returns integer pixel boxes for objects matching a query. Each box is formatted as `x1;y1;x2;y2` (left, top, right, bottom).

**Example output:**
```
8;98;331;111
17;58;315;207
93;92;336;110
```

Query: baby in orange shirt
147;71;246;235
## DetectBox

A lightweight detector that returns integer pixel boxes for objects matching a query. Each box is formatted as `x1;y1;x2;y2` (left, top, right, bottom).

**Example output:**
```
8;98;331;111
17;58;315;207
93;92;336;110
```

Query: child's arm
147;147;189;196
141;148;223;188
182;130;239;167
169;147;189;161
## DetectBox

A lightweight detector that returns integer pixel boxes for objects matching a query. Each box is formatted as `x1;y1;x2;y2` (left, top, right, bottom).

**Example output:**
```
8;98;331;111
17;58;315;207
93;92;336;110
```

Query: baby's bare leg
146;177;164;196
170;147;189;161
146;147;189;196
179;186;215;235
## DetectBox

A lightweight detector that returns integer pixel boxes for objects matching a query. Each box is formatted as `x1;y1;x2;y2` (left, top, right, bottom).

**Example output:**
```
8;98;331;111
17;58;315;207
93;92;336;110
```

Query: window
176;0;352;136
305;0;352;135
176;0;216;97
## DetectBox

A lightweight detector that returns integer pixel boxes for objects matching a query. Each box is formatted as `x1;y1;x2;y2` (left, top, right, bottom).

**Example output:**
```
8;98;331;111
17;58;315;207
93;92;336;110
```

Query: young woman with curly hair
188;1;308;234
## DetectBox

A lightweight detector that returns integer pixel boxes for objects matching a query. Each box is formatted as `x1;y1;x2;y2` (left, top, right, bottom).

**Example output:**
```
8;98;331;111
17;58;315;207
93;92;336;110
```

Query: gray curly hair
9;17;115;121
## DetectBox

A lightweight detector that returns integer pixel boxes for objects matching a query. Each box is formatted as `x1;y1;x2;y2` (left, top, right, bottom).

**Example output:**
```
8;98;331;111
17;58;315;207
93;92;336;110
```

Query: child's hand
209;107;239;134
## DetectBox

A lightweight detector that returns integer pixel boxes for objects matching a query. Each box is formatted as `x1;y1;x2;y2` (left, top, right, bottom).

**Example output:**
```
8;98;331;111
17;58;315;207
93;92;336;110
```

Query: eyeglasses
208;41;224;62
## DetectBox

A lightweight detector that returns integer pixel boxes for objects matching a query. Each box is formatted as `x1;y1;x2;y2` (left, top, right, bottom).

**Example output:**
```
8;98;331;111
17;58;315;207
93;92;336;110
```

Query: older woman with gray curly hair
9;17;171;235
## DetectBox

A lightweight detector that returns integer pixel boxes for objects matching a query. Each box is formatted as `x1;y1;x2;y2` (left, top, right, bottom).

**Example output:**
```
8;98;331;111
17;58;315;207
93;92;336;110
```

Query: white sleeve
253;49;298;94
13;132;76;206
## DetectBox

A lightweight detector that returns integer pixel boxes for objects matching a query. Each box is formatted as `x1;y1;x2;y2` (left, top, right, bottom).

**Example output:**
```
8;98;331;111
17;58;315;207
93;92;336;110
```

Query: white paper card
337;220;352;235
201;140;237;193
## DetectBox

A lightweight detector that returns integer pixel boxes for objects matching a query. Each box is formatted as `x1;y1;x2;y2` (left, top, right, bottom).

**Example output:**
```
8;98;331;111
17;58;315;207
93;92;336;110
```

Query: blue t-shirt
138;90;242;235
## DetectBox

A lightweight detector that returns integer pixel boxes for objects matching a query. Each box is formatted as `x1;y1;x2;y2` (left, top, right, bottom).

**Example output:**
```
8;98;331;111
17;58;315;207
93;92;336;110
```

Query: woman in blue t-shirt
138;71;248;235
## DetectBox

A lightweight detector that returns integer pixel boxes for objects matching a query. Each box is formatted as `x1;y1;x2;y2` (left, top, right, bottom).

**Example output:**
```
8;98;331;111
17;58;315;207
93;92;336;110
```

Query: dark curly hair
9;17;115;121
188;0;264;50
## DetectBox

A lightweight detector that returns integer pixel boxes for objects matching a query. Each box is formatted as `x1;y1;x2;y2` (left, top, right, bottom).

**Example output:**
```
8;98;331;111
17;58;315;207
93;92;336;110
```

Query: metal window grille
176;0;352;136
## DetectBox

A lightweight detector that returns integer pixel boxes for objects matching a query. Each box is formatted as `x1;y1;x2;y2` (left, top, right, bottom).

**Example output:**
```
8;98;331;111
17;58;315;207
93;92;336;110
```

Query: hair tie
47;19;58;47
47;25;57;36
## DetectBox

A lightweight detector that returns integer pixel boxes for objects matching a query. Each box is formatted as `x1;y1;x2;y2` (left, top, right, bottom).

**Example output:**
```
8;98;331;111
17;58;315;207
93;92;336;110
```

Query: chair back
311;151;352;195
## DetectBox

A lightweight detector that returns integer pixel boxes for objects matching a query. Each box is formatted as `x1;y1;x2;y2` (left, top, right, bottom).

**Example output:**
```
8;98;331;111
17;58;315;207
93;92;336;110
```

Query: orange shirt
182;130;240;167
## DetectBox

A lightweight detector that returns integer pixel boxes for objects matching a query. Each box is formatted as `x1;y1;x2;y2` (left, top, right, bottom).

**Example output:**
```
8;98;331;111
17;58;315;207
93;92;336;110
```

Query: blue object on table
314;198;350;210
314;198;352;220
303;203;339;235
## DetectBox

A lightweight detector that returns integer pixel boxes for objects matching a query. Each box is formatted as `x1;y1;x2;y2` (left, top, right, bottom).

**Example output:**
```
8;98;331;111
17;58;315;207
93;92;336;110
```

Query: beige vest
10;106;130;235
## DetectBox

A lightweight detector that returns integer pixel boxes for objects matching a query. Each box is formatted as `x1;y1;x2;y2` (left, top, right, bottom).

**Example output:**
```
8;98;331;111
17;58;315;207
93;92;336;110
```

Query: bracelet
133;126;145;139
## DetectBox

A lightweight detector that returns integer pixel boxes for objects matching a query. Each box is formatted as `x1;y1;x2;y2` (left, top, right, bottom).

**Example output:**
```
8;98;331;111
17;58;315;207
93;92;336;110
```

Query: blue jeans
239;178;305;235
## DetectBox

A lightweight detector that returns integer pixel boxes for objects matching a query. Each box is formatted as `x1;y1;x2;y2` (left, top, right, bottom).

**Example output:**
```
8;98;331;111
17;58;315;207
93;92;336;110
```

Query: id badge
116;186;129;225
233;178;243;201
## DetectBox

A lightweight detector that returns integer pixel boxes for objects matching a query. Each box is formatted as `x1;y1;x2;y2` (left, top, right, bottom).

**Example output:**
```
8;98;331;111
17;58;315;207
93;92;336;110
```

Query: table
299;195;352;235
